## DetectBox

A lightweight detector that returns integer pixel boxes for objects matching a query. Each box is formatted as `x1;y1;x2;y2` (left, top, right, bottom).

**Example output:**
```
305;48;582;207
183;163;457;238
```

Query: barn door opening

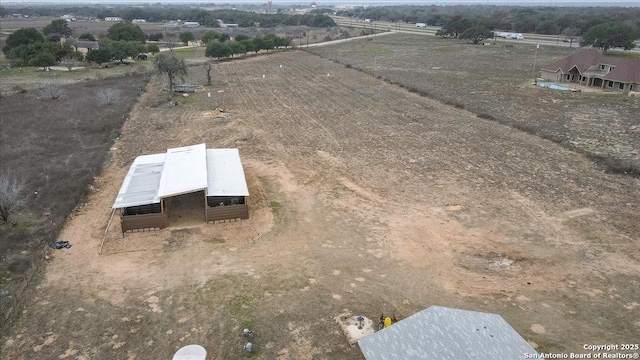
167;190;205;227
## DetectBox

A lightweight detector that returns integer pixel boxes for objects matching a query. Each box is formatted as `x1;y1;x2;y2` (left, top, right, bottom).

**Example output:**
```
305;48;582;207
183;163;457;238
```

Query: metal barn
112;144;249;234
205;149;250;222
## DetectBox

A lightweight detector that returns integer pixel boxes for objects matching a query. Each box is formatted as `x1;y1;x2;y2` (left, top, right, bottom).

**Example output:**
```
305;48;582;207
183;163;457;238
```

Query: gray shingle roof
358;306;538;360
65;38;101;50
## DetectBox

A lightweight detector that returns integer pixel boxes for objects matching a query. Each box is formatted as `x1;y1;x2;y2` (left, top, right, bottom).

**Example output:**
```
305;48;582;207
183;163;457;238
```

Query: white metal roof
112;153;166;209
206;149;250;197
113;145;249;209
157;143;208;198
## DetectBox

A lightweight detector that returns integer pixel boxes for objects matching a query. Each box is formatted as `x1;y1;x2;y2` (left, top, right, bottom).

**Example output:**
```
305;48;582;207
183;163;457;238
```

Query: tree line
2;20;82;68
2;18;296;69
433;13;637;51
337;5;640;38
2;20;152;68
203;32;291;59
0;6;335;28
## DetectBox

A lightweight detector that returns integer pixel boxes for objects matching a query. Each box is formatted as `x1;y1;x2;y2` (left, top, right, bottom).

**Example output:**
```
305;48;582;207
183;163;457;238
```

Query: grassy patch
35;69;94;78
605;51;640;58
171;47;207;61
436;45;458;53
0;67;37;78
535;341;565;353
174;91;199;104
0;65;147;79
356;46;391;54
269;201;281;213
16;220;39;229
172;47;196;55
228;295;256;328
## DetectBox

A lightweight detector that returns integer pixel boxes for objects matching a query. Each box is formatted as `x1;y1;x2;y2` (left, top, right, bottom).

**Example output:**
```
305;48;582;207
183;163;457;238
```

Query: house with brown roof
540;49;640;92
60;37;104;55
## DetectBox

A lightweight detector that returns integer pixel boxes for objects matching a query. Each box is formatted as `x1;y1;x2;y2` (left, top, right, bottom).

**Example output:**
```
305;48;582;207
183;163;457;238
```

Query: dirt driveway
2;50;639;359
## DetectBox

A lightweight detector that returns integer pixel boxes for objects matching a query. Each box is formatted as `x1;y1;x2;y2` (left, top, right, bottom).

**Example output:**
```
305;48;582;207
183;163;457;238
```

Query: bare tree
155;52;187;99
165;31;179;51
0;175;26;224
205;64;212;86
95;88;122;106
39;80;63;99
562;27;581;48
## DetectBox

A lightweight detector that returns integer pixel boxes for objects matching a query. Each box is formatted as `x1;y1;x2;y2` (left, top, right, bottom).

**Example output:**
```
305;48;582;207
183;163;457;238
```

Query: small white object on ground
172;344;207;360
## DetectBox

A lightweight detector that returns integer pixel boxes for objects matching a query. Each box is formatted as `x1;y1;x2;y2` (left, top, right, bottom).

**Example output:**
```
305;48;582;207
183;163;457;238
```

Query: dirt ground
2;49;639;359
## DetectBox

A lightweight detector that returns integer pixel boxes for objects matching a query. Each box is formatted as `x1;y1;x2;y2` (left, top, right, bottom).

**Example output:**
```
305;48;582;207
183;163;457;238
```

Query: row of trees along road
204;32;291;59
337;5;640;38
433;14;637;51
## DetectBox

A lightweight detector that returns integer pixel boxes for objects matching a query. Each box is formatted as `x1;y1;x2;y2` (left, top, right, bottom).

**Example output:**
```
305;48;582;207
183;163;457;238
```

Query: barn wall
206;204;249;222
121;211;167;233
207;196;245;207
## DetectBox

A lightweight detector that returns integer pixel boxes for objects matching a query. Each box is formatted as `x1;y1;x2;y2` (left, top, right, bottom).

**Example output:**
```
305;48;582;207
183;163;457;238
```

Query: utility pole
533;43;539;70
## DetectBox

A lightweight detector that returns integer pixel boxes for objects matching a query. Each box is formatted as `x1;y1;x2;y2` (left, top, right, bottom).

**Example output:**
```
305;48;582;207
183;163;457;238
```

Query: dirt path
2;50;638;359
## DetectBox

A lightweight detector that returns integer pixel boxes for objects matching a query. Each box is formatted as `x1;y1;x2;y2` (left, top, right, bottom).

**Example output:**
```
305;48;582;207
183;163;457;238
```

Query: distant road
330;15;640;52
304;31;395;47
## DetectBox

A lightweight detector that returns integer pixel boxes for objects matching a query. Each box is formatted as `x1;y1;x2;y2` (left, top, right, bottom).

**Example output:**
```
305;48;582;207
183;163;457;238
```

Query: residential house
187;40;204;47
540;49;640;92
61;37;103;55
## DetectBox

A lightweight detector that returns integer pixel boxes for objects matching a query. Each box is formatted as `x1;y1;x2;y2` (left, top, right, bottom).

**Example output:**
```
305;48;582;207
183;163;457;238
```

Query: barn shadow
167;191;205;228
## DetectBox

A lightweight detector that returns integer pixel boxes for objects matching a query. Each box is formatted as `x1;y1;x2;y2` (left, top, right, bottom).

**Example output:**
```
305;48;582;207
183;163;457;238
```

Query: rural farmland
308;34;640;173
1;42;639;359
